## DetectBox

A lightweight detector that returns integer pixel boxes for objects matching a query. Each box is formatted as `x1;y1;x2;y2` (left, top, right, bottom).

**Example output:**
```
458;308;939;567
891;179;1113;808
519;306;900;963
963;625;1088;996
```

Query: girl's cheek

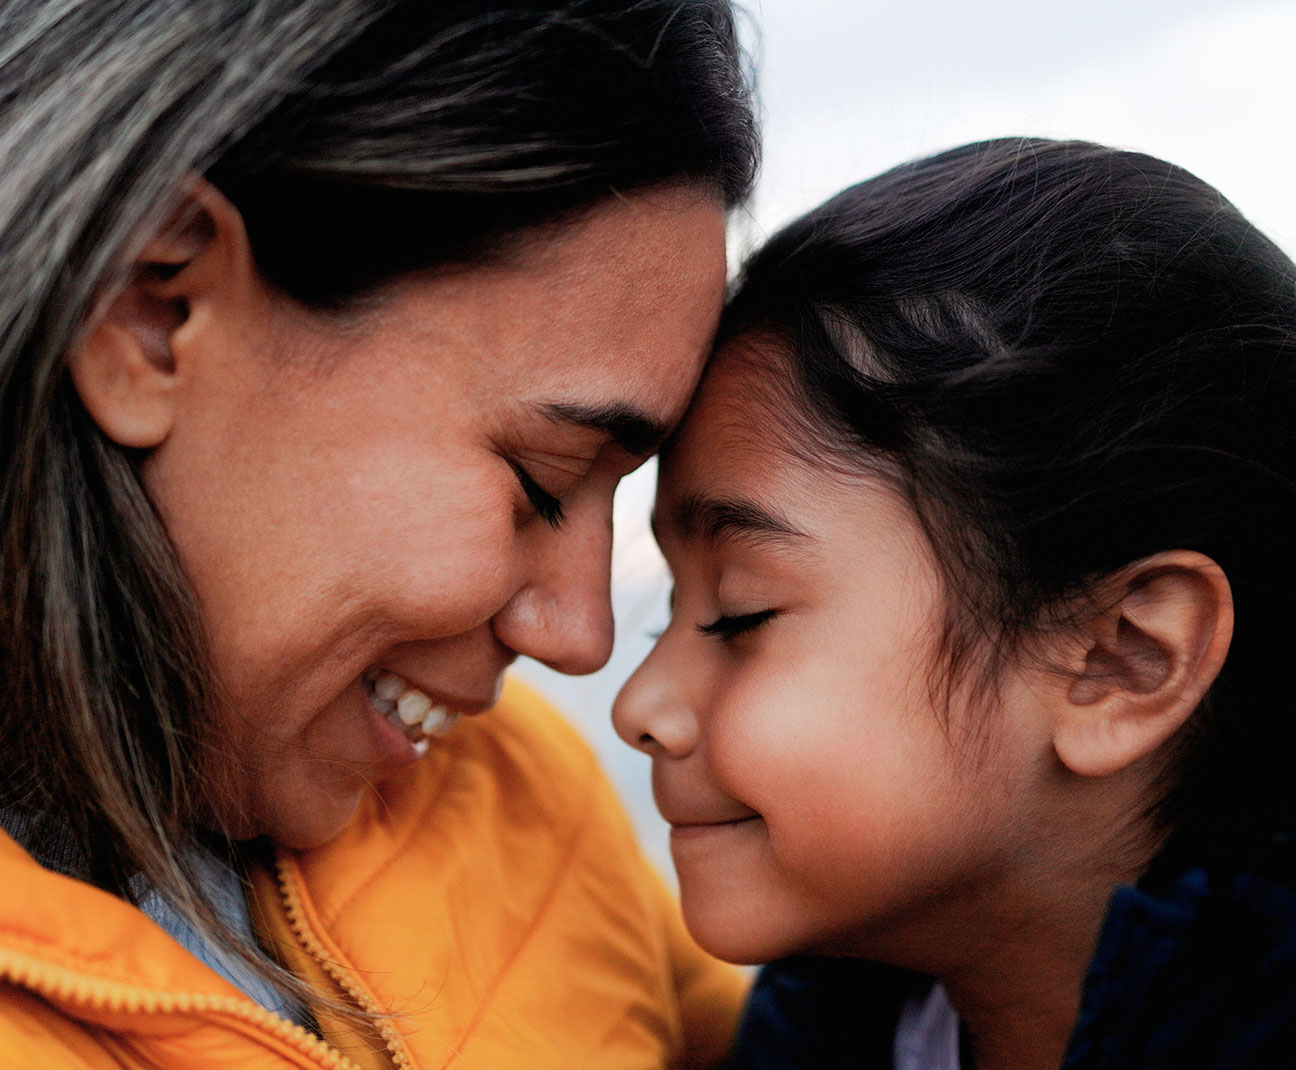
707;670;810;789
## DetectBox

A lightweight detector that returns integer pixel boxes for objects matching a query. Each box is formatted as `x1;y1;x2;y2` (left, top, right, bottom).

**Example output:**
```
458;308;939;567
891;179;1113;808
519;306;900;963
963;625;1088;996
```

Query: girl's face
613;343;1055;967
142;186;726;849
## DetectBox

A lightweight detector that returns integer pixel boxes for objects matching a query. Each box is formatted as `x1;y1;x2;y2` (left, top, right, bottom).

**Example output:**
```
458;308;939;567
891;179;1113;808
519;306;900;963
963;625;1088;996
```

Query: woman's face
613;343;1053;968
142;185;727;849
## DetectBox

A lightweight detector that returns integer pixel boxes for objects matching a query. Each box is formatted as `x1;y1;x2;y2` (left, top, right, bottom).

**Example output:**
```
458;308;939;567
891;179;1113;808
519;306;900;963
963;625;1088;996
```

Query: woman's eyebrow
542;401;669;456
653;492;809;548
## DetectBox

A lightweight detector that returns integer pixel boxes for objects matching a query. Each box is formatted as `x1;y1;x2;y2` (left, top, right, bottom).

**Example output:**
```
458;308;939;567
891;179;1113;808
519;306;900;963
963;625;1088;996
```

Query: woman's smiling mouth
362;670;466;758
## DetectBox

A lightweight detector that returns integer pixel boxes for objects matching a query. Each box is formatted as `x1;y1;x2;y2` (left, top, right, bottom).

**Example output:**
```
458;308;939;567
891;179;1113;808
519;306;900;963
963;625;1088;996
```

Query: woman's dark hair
720;137;1296;849
0;0;756;1017
211;0;760;304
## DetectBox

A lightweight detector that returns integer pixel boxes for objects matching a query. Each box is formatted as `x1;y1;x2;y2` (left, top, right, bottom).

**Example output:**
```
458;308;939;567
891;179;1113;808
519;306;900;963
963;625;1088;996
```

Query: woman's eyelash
697;609;776;641
507;460;565;528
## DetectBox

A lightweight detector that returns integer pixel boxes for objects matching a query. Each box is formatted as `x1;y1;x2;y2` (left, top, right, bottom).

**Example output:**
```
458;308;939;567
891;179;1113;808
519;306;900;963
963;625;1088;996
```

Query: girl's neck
935;852;1141;1070
944;945;1089;1070
913;771;1167;1070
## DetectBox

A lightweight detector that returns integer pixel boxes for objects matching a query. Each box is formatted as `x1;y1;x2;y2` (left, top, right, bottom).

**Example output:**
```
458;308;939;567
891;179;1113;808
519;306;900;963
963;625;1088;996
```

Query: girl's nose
490;504;615;676
612;642;698;758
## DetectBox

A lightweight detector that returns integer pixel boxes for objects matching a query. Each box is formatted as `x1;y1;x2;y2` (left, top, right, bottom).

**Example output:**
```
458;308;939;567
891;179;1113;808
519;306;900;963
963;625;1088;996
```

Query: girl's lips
669;814;760;828
661;800;762;829
668;813;762;832
669;815;762;845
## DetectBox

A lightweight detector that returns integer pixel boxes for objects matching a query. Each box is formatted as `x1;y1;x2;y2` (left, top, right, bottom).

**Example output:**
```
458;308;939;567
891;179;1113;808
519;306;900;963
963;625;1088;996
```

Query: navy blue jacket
729;840;1296;1068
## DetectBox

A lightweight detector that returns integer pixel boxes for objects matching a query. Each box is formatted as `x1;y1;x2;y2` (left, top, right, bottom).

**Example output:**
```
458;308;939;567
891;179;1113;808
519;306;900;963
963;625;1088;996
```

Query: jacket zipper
273;853;414;1070
0;944;360;1069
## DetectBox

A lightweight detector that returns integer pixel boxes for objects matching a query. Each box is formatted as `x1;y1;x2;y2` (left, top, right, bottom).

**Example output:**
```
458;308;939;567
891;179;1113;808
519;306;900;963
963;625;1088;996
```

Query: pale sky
517;0;1296;871
745;0;1296;254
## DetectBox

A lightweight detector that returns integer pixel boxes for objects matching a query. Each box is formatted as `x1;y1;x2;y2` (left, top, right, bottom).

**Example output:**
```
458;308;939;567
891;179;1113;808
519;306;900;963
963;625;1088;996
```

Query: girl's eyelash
697;609;776;641
507;460;565;529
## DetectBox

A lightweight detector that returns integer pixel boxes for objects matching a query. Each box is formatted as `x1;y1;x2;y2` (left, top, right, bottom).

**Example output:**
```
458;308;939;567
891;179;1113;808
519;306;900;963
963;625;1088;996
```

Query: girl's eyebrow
653;492;809;548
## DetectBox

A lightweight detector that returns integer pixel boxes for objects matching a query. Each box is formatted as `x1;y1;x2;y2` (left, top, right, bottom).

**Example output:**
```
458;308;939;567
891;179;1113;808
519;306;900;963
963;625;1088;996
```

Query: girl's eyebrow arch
653;493;809;547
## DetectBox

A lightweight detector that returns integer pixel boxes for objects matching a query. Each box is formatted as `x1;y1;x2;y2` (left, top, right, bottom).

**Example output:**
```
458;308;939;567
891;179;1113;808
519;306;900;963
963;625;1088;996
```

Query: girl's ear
65;179;253;449
1050;550;1233;779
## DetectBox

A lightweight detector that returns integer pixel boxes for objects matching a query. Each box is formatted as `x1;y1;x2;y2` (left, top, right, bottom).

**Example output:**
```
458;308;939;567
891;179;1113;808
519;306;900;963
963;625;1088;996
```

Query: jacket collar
1064;839;1296;1067
0;827;252;1029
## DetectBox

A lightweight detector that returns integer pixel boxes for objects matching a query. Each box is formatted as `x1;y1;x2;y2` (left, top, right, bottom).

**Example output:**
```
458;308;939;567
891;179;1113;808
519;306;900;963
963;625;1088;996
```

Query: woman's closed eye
507;459;565;528
697;609;776;642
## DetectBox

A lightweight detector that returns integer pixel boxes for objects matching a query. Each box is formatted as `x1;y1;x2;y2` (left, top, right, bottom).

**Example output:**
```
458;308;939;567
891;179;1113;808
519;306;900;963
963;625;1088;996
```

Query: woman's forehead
314;186;728;437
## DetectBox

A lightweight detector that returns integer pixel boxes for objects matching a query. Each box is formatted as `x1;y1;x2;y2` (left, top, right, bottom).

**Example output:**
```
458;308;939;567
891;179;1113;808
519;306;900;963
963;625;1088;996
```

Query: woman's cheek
375;471;520;631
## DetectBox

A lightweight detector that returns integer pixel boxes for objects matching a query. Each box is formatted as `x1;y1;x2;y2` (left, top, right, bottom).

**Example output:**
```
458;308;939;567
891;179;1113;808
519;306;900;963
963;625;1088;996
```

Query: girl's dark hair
0;0;756;1018
721;137;1296;848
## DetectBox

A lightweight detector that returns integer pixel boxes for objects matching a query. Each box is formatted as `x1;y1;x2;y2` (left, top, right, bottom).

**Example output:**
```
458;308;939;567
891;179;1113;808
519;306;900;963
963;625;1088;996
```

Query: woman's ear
65;179;253;449
1050;550;1233;779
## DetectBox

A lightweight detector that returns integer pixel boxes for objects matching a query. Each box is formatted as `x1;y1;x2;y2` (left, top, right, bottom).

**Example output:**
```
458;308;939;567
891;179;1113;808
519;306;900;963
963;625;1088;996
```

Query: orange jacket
0;679;744;1068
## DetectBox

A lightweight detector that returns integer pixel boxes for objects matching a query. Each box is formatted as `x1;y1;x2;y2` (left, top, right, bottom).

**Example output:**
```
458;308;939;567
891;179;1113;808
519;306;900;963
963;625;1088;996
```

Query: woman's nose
612;641;698;758
490;505;615;676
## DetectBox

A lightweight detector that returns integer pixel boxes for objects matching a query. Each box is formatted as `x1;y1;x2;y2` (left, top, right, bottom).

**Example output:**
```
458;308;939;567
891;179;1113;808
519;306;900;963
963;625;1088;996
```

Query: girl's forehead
661;366;781;489
658;354;871;547
669;337;790;442
656;335;929;560
662;339;815;483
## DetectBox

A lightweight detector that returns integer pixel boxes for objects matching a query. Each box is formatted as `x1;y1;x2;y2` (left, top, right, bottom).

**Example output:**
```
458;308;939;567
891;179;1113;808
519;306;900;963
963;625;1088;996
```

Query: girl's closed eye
697;608;777;641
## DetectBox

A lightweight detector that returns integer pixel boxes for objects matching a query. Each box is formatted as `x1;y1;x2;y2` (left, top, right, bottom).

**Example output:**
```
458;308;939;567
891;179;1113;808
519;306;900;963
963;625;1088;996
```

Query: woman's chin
207;768;365;851
260;788;363;851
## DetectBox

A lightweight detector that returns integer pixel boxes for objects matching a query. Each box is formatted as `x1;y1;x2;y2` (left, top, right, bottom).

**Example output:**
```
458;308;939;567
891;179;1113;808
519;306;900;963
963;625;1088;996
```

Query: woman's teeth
365;672;461;754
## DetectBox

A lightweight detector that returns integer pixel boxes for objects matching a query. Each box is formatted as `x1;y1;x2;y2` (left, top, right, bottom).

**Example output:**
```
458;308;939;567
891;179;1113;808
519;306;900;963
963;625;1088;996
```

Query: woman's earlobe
1051;551;1233;779
66;308;181;449
66;180;251;449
